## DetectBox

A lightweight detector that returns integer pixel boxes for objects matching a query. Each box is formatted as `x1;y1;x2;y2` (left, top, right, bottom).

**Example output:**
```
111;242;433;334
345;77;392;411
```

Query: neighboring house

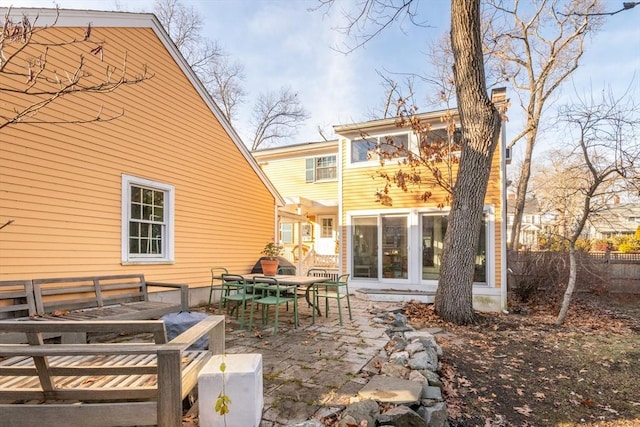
587;203;640;239
506;196;545;250
0;8;283;304
256;88;509;312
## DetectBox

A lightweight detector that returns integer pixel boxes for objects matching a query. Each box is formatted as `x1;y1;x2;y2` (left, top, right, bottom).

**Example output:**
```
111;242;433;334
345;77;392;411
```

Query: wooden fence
508;251;640;294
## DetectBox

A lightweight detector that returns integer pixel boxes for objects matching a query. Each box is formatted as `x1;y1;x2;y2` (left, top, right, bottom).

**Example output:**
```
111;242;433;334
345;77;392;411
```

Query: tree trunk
556;243;577;325
509;129;538;250
435;0;502;325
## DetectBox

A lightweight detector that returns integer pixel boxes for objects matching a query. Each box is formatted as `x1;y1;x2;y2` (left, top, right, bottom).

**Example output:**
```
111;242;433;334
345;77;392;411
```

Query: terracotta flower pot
260;259;279;276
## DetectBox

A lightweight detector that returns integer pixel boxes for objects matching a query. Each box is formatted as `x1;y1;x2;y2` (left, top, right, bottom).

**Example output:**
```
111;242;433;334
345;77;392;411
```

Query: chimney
491;87;507;103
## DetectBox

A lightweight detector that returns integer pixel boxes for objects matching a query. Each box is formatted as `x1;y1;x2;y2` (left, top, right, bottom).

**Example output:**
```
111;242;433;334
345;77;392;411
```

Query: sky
3;0;640;153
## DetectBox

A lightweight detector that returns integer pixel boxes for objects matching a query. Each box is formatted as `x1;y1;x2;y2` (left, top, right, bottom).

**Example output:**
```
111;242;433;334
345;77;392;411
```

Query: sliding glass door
421;213;487;283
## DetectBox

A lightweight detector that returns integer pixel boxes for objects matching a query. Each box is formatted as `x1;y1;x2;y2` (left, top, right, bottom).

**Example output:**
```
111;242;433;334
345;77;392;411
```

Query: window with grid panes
122;175;174;263
305;155;337;182
351;133;409;163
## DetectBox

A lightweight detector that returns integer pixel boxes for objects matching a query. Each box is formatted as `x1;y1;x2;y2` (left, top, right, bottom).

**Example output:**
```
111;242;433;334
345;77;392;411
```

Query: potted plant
260;241;283;276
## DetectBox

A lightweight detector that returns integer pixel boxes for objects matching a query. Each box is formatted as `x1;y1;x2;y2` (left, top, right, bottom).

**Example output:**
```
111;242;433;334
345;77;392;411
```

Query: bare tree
483;0;605;250
210;55;245;121
318;0;427;54
155;0;310;144
154;0;245;122
251;87;309;150
317;0;503;324
533;88;639;325
436;0;503;324
1;8;150;130
154;0;220;79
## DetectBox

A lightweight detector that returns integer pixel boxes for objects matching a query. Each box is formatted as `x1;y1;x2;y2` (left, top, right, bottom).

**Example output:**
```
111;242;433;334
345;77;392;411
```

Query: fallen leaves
426;292;640;426
514;404;532;417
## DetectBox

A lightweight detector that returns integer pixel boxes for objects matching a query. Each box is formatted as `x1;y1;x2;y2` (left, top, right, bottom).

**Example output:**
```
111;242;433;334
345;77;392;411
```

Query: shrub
618;239;640;253
575;238;592;252
591;239;610;252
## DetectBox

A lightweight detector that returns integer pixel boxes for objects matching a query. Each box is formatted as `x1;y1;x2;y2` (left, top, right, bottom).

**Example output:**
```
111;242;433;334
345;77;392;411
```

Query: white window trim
346;206;495;286
348;131;411;167
121;174;175;265
306;155;338;182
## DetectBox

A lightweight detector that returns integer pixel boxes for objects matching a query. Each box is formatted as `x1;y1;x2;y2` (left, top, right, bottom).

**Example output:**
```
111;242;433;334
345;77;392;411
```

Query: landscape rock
358;375;422;404
405;340;426;355
285;420;325;427
380;362;410;378
408;348;438;371
405;331;443;357
422;385;443;401
338;399;380;427
417;402;448;427
390;350;409;366
419;369;443;388
377;405;425;426
392;312;408;327
408;369;428;384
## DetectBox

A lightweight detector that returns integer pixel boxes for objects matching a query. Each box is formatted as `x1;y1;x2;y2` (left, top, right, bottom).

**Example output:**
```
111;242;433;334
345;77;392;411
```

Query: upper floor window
121;174;174;264
351;133;409;163
306;155;337;182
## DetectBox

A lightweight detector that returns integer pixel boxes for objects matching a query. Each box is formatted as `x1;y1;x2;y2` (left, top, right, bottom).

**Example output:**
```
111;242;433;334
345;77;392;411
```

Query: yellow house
253;140;340;272
0;8;283;304
255;88;508;311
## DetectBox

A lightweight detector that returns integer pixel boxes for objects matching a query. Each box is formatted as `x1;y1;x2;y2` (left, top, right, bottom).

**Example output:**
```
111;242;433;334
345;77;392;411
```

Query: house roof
333;109;459;137
590;203;640;234
1;7;285;207
333;88;508;138
252;139;339;161
507;197;541;215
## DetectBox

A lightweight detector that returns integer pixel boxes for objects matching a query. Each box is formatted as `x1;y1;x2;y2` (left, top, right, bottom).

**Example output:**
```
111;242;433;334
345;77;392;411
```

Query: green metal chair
218;274;259;330
208;266;229;308
306;268;328;277
312;273;352;325
251;276;298;336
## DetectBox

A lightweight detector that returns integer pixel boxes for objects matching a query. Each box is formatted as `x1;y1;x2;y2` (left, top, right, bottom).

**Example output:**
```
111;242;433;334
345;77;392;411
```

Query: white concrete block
198;353;263;427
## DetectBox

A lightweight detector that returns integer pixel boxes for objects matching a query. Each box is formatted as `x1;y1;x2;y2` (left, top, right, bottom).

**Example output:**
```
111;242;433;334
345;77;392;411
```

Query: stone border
286;307;449;427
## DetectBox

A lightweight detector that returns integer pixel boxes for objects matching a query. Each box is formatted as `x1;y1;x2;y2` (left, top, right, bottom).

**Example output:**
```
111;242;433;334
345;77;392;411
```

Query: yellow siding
339;138;505;288
260;156;338;201
0;25;275;286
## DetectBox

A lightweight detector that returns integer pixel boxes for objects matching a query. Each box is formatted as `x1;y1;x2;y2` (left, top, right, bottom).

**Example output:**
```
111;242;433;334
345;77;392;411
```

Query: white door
316;215;336;255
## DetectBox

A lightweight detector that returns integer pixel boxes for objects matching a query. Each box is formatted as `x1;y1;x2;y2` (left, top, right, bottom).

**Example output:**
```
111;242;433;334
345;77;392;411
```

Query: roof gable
1;7;284;206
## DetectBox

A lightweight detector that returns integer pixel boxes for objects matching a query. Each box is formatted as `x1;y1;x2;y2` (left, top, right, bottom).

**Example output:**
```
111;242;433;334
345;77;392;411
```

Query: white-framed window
321;217;334;238
121;174;174;264
305;155;337;182
350;133;409;164
348;207;493;284
280;223;293;244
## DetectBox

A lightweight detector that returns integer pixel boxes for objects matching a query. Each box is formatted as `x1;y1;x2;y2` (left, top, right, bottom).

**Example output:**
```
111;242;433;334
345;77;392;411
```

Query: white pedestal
198;353;263;427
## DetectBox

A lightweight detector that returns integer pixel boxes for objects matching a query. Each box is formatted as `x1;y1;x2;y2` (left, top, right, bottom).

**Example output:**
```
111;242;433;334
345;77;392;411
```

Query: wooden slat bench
0;280;37;344
0;316;225;427
31;274;189;342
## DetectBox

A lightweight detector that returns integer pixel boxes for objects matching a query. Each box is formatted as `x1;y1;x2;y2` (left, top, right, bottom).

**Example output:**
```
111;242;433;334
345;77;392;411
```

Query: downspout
499;108;509;313
297;207;303;274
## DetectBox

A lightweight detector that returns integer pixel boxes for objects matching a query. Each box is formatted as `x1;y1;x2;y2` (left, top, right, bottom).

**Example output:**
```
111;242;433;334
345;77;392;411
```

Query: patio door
316;215;336;255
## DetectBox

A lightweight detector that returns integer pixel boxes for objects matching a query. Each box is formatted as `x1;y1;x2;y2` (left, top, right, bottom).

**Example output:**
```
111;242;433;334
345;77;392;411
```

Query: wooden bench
0;280;37;344
32;274;189;318
1;275;189;343
0;316;225;427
